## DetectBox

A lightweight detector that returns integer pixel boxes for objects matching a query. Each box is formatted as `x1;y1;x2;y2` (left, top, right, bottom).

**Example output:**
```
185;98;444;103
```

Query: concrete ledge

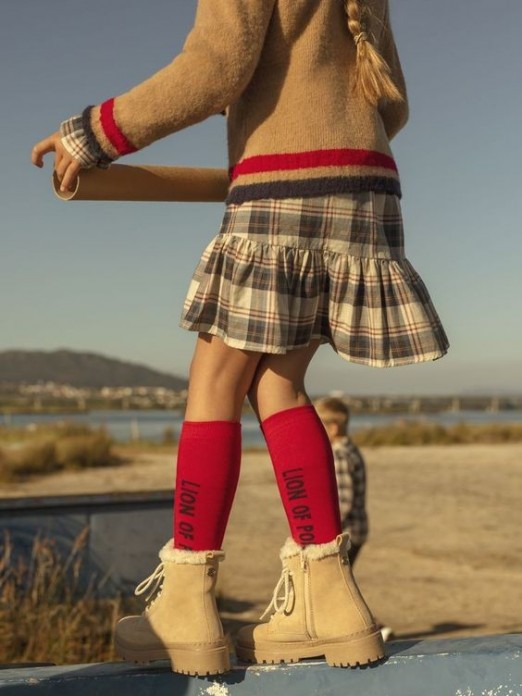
0;491;173;596
1;634;522;696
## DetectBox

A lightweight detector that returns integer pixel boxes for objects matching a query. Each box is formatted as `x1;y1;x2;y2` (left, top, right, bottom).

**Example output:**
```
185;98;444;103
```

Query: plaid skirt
180;193;449;367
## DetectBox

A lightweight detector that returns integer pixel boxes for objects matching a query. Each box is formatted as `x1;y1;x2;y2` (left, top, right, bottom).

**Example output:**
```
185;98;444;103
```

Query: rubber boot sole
236;630;385;668
115;638;231;676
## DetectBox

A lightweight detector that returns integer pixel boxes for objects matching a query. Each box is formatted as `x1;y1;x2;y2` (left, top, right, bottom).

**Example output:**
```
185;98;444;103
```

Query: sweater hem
226;176;402;205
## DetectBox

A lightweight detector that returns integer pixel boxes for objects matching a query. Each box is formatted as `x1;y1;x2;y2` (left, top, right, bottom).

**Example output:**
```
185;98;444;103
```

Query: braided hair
345;0;403;105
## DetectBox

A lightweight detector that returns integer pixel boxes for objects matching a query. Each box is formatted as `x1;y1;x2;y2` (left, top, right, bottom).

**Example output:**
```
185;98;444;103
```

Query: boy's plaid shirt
332;436;368;546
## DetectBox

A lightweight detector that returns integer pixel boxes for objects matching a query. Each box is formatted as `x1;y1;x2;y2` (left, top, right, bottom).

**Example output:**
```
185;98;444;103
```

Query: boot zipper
301;555;316;639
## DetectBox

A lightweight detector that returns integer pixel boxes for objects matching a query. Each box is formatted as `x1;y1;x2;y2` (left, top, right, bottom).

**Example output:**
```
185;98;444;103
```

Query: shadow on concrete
218;597;256;614
5;635;522;695
218;595;258;641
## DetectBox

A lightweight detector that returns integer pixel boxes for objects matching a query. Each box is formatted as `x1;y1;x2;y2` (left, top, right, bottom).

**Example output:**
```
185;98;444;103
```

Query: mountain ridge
0;349;187;390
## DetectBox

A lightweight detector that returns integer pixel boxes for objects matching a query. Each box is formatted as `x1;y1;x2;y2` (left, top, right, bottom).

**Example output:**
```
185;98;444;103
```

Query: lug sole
236;630;385;668
115;638;231;676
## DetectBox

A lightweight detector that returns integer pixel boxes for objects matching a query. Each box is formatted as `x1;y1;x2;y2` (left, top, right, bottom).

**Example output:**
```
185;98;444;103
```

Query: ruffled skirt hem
178;322;448;368
179;193;449;368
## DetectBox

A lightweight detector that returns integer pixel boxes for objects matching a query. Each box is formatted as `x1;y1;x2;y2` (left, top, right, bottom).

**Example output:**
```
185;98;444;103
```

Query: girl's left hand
31;132;82;192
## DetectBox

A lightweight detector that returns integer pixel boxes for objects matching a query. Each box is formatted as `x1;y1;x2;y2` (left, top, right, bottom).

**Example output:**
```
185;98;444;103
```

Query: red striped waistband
230;148;398;182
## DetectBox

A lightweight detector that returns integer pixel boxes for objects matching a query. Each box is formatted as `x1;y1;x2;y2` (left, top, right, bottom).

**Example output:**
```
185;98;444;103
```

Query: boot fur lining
280;533;350;561
159;540;224;564
279;537;303;560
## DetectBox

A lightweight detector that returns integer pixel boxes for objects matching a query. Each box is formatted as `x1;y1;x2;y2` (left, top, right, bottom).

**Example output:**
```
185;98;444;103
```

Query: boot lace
260;567;294;620
134;562;165;610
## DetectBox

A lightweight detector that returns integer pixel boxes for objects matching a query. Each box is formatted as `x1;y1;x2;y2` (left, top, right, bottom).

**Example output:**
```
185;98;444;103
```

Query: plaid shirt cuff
60;114;110;169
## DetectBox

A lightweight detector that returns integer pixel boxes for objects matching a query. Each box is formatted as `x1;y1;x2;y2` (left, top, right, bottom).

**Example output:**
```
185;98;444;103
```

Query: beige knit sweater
75;0;408;203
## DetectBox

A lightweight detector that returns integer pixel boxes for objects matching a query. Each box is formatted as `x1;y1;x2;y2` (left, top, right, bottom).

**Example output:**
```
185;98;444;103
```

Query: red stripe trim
230;149;397;182
99;98;137;156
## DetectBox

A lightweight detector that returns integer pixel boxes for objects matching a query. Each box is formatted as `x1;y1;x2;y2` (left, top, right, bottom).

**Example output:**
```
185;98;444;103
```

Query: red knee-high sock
173;420;241;551
262;404;341;545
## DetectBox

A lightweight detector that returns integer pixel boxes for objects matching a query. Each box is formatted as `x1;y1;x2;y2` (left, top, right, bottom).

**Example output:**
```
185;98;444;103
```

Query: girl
32;0;448;677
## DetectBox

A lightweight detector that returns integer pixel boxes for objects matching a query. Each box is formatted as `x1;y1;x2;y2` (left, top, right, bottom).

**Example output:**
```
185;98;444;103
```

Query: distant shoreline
2;402;522;418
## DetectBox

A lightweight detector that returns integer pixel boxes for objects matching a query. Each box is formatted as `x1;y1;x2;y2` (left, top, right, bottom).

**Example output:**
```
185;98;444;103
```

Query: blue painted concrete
0;492;172;596
1;634;521;696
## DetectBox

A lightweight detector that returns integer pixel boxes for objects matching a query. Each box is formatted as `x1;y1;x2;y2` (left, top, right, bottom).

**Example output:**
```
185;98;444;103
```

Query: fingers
59;160;81;192
54;149;81;192
54;151;68;180
32;131;82;191
31;133;60;168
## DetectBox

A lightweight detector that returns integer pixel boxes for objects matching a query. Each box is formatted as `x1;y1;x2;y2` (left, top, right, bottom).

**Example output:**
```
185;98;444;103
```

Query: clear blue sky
1;0;521;395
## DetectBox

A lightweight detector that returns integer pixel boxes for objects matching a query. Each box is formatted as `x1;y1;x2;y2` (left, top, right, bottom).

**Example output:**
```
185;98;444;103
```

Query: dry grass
0;531;138;665
0;424;120;482
1;421;522;485
352;420;522;447
0;422;94;444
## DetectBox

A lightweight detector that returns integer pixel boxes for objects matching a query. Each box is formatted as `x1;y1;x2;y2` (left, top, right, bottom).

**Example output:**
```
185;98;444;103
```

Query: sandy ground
2;443;522;641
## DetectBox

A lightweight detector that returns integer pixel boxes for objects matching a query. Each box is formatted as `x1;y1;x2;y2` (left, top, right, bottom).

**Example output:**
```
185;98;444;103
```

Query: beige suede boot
236;533;384;667
115;540;230;676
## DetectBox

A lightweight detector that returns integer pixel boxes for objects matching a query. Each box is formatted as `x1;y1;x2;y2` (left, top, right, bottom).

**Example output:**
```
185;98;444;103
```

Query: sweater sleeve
84;0;277;163
377;2;409;141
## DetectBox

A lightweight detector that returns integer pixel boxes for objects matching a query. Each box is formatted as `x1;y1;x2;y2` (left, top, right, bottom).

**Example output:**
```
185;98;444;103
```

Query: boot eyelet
207;567;216;577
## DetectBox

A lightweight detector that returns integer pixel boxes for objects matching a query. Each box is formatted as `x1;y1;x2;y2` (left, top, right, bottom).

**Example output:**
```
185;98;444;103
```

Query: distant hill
0;349;188;390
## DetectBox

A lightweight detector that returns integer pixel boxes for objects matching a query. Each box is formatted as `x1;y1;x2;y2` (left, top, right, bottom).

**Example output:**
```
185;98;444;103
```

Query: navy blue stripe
226;176;402;205
81;106;114;167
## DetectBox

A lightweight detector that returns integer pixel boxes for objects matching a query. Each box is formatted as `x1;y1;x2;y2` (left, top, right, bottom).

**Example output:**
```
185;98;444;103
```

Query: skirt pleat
180;192;449;367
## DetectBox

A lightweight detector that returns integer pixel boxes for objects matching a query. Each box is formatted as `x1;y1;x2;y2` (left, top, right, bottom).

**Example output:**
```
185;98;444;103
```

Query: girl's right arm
32;0;277;189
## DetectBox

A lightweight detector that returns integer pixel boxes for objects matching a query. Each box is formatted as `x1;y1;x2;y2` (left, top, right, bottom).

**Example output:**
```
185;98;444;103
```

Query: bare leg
185;333;264;421
248;340;322;421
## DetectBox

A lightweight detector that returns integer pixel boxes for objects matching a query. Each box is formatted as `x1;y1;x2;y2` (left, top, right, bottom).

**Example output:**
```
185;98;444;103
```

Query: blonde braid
345;0;403;105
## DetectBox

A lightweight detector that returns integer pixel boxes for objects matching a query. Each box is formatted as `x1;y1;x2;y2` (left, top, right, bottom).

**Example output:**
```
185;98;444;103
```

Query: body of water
4;408;522;448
